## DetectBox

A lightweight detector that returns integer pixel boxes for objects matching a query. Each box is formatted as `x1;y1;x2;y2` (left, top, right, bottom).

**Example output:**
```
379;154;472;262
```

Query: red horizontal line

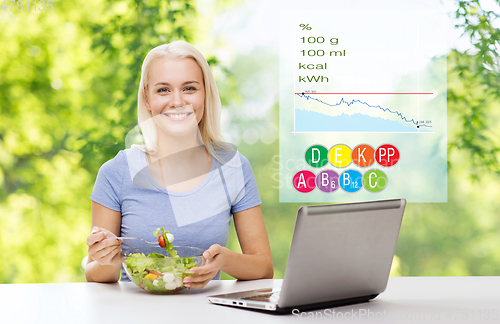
295;92;434;95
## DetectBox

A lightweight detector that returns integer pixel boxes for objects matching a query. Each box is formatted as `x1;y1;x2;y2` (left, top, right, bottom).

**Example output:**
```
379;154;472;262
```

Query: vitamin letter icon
375;144;399;167
329;144;352;168
306;145;329;168
315;170;340;193
293;170;316;193
352;144;375;167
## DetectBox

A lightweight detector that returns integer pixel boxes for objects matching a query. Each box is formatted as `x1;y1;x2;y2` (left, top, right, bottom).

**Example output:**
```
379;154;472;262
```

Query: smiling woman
145;57;205;146
85;41;273;288
138;41;226;160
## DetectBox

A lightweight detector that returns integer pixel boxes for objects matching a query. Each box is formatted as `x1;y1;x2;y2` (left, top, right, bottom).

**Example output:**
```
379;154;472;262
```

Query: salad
153;227;177;257
123;227;199;293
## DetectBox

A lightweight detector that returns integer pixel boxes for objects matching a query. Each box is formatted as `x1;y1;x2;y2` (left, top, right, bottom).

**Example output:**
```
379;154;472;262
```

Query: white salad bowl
122;246;205;294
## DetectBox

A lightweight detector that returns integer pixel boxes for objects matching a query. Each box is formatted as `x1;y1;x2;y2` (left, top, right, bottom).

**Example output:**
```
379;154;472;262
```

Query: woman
85;41;273;288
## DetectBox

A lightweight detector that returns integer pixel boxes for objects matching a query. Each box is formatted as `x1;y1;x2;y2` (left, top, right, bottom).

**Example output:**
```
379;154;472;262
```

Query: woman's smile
162;111;194;121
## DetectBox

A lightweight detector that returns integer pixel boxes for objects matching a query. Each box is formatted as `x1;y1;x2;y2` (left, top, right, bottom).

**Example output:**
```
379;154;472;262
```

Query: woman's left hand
183;244;226;289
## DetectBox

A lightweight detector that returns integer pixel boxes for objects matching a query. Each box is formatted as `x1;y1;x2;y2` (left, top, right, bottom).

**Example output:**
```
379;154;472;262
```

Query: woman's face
145;57;205;137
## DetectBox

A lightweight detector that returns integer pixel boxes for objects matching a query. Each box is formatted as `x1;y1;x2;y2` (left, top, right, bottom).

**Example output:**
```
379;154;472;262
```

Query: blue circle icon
339;170;363;193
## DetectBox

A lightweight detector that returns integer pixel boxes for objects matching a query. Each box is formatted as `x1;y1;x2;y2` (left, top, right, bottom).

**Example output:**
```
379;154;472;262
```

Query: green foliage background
0;0;499;283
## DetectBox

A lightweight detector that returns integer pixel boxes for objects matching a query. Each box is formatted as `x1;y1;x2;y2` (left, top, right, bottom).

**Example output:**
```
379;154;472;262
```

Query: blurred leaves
391;0;500;276
448;0;500;177
0;0;199;283
1;0;500;283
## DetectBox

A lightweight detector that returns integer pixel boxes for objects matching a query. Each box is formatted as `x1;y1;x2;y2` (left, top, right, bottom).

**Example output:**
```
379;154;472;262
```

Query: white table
2;277;499;324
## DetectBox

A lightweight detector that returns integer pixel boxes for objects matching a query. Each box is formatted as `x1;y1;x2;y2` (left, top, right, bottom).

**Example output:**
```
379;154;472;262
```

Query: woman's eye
185;86;196;91
158;88;168;93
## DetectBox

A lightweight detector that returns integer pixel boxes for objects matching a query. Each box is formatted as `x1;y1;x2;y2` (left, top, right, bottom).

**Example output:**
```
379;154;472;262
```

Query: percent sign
300;23;312;30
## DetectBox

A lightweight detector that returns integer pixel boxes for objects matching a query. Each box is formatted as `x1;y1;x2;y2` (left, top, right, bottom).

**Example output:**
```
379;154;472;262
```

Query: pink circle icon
293;170;316;193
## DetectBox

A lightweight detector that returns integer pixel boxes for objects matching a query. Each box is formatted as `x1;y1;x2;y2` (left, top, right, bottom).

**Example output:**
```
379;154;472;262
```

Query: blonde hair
135;41;230;161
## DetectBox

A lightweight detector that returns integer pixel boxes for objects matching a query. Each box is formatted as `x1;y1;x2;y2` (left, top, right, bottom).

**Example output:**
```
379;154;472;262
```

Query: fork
105;237;158;245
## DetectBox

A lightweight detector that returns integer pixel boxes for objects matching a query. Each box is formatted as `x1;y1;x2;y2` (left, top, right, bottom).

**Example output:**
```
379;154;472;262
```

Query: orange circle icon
352;144;375;167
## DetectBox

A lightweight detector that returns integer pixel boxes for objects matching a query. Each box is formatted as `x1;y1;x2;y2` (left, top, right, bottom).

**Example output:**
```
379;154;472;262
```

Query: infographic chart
295;94;433;133
279;0;447;203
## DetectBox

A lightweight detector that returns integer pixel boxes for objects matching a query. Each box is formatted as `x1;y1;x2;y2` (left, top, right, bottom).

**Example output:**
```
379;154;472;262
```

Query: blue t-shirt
89;145;262;281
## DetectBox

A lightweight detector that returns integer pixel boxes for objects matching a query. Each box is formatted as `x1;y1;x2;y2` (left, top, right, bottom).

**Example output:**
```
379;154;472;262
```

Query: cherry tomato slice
158;235;166;248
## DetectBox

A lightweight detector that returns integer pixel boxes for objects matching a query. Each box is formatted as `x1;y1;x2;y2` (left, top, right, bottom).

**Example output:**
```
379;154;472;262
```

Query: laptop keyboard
241;292;281;302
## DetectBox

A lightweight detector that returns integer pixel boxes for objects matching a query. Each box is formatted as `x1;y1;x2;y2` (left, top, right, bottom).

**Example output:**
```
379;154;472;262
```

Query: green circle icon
362;170;387;192
305;145;329;168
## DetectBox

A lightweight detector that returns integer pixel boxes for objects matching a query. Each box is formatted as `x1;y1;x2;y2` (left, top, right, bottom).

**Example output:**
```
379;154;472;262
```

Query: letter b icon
316;170;339;193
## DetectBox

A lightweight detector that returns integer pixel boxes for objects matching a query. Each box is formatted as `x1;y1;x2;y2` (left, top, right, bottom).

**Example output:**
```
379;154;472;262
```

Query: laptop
207;198;406;314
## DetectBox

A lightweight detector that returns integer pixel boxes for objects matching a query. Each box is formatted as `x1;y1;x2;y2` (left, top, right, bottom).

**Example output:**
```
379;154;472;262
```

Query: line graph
294;93;433;132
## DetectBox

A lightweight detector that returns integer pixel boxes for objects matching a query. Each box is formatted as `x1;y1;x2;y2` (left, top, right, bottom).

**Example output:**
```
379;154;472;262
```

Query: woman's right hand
86;226;123;265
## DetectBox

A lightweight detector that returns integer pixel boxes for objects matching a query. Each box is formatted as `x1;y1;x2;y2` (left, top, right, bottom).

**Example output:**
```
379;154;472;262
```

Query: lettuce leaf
154;227;178;258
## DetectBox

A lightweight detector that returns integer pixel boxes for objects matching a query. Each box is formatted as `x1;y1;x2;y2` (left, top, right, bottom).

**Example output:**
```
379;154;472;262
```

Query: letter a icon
297;173;307;188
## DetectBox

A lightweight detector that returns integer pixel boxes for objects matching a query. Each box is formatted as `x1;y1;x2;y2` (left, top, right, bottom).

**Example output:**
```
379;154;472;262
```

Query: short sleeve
230;153;262;214
89;151;125;212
